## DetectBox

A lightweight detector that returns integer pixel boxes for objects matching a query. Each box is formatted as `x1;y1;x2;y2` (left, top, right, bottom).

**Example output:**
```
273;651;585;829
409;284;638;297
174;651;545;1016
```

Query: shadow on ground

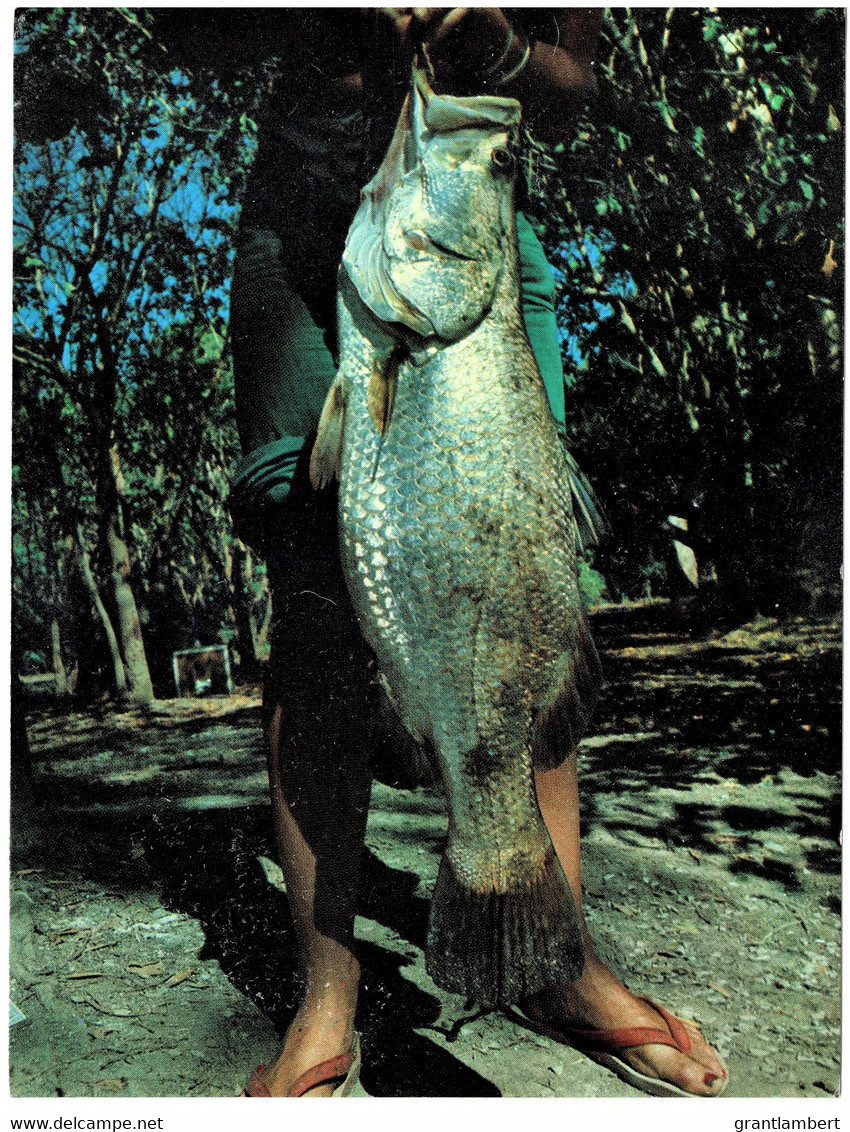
20;601;841;1095
577;604;841;888
31;803;496;1097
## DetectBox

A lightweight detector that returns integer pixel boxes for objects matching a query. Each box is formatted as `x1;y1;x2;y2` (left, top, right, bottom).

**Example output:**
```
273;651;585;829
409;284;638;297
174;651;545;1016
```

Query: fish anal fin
310;376;346;489
426;849;584;1007
533;615;602;770
367;349;401;437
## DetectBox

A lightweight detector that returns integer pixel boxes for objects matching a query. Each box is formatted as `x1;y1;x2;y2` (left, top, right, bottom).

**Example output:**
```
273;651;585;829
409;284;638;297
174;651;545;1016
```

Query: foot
246;1006;357;1097
521;955;727;1097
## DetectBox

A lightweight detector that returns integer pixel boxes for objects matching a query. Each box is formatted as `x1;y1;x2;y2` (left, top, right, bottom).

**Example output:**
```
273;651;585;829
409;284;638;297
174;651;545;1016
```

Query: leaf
799;179;814;202
709;982;732;998
94;1078;127;1092
65;971;103;980
646;345;668;378
749;102;773;126
165;967;194;987
657;101;677;133
618;302;637;334
81;994;133;1017
822;241;837;277
129;960;165;977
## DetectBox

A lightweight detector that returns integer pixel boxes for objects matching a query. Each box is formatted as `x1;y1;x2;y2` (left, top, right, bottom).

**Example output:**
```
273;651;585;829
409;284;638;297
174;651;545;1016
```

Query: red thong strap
559;997;694;1055
289;1051;356;1097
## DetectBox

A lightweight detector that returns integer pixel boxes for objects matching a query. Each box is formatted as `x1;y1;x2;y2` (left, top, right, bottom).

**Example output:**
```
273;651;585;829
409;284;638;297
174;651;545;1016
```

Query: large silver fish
311;68;600;1007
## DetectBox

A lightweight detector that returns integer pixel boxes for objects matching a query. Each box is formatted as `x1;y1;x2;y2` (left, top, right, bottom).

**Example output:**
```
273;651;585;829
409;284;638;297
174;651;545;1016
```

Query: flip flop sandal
512;997;729;1098
243;1031;364;1097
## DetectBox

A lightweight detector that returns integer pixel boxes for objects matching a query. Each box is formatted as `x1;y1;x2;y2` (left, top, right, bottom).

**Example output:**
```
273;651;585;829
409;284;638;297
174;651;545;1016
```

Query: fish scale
311;69;601;1006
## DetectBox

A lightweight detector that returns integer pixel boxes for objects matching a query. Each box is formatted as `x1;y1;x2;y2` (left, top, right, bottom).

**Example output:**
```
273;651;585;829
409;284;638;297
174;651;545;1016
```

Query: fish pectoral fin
310;376;347;489
367;348;402;437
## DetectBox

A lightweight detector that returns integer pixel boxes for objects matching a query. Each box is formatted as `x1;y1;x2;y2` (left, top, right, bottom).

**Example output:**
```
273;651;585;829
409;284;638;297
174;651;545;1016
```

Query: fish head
344;69;521;341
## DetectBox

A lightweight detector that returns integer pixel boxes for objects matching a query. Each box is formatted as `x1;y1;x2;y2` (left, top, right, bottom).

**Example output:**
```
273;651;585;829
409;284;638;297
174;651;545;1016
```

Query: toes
628;1044;725;1096
682;1023;728;1079
672;1047;727;1095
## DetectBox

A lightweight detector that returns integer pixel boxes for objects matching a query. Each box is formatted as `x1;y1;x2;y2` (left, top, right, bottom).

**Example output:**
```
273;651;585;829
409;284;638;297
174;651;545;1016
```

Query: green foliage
12;8;845;694
578;558;608;607
13;8;259;690
531;7;843;611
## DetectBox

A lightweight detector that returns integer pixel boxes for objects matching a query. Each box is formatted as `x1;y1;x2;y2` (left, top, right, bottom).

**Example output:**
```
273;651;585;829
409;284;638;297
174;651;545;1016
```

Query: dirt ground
10;601;841;1099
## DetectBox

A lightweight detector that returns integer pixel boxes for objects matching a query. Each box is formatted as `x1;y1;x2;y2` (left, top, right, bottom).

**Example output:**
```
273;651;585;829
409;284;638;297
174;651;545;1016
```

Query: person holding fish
229;7;728;1099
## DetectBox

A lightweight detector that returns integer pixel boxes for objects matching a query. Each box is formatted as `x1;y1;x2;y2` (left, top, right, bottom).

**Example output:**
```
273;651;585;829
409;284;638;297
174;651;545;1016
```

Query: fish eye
491;146;515;174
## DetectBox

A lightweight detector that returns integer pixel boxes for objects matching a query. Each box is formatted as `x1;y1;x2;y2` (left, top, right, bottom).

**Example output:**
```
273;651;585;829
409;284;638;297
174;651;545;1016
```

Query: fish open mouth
405;229;476;261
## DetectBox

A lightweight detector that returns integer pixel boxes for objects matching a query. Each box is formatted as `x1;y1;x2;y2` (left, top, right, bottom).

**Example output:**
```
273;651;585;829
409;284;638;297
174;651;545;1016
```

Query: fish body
312;71;600;1006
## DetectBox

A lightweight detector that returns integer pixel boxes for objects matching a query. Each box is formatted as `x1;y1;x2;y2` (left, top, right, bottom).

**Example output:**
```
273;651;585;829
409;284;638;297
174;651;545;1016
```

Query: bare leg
251;702;372;1097
530;753;727;1096
248;495;375;1097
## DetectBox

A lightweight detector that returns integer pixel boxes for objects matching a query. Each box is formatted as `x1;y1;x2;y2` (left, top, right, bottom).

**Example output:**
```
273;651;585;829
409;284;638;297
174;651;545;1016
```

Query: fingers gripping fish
311;68;601;1007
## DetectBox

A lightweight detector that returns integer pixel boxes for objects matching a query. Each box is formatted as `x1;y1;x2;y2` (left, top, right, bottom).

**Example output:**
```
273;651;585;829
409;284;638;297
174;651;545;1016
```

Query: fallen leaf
129;961;165;977
709;982;731;998
166;968;194;987
72;942;115;962
94;1079;127;1092
611;903;634;917
65;972;104;980
687;848;702;861
82;994;133;1017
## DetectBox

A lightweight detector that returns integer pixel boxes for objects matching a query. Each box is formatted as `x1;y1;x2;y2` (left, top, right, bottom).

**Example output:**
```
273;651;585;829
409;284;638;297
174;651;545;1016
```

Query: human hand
409;8;470;46
377;8;521;95
378;8;470;56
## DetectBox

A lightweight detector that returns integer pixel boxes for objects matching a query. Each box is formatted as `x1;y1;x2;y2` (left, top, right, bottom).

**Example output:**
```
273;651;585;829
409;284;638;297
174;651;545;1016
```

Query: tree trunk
74;523;128;697
100;448;154;704
104;520;153;703
708;365;757;620
46;536;70;695
229;539;260;679
50;616;68;696
10;620;42;860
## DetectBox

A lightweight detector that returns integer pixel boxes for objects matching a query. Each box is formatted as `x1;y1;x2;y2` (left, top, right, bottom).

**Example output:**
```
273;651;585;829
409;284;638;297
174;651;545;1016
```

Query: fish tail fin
310;376;346;489
426;849;584;1008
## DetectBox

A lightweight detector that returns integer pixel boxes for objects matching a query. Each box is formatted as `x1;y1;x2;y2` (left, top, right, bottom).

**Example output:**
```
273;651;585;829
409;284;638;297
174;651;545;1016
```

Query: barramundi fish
311;67;601;1007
